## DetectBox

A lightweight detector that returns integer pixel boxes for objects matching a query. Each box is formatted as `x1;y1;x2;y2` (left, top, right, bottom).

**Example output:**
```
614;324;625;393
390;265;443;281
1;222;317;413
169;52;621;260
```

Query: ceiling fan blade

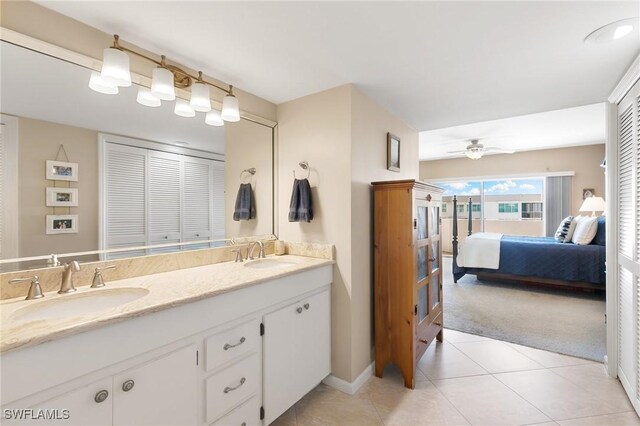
445;150;467;154
484;147;515;154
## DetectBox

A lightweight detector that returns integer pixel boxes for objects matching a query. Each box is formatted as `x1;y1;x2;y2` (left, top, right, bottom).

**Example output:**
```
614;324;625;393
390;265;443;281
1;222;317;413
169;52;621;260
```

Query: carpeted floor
442;256;606;362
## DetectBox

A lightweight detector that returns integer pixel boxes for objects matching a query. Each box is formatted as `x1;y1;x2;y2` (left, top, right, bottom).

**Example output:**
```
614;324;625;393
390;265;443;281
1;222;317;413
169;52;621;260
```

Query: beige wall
18;118;99;256
277;84;419;382
349;87;419;379
420;144;606;217
225;120;274;237
0;1;277;122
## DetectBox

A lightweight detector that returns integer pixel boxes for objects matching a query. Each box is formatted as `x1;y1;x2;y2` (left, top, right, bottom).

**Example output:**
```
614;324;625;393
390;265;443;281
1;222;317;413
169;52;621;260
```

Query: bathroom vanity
1;255;332;425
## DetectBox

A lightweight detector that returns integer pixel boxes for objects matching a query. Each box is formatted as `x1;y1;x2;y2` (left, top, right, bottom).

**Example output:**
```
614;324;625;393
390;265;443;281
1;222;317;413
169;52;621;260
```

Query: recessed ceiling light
173;141;189;146
585;18;639;44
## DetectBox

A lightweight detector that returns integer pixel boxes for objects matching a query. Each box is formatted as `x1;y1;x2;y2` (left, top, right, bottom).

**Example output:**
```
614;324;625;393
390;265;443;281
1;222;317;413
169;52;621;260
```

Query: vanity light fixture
90;34;240;124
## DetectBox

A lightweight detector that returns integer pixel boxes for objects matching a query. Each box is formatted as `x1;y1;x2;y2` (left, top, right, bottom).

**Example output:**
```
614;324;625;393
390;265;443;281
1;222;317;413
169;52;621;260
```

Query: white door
183;156;213;247
295;290;331;397
3;378;113;426
113;345;198;426
148;150;182;253
616;79;640;415
263;299;300;425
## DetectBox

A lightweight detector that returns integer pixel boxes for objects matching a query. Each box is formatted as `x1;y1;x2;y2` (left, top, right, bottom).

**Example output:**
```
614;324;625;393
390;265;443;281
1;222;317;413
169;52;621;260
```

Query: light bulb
174;99;196;117
205;109;224;126
221;93;240;122
89;71;119;95
151;67;175;101
136;87;161;107
100;47;131;87
190;81;211;112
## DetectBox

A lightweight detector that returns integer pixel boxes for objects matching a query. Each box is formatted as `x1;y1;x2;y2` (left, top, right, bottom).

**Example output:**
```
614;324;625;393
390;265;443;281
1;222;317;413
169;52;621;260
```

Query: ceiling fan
446;139;515;160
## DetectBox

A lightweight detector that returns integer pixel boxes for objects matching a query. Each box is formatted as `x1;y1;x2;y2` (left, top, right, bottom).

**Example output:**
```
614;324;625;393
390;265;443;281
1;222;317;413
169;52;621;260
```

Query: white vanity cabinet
263;289;331;424
1;262;333;426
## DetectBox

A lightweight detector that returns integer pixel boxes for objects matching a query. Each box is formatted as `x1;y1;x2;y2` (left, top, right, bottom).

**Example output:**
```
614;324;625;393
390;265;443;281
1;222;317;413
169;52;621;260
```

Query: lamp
89;34;240;124
579;196;606;216
205;109;224;126
465;147;484;160
89;71;119;95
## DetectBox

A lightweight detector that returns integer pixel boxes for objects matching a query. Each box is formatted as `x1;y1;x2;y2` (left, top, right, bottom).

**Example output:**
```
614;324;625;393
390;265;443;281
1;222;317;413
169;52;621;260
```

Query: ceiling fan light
136;87;161;107
101;47;131;87
205;109;224;126
465;150;484;160
151;67;176;101
190;81;211;112
174;99;196;117
89;71;119;95
221;93;240;122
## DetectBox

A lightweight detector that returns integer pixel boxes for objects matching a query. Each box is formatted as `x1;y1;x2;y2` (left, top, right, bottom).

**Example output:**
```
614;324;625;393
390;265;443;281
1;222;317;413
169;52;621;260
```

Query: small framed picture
387;132;400;172
583;188;595;200
46;215;78;234
46;187;78;207
46;160;79;182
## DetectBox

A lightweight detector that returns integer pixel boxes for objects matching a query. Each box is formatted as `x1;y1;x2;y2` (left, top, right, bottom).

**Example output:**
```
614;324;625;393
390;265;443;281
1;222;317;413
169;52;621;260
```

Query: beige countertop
0;255;333;354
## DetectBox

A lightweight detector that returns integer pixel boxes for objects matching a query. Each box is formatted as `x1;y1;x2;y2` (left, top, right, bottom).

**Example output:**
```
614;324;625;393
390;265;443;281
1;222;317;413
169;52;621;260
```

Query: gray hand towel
233;183;256;221
288;178;313;222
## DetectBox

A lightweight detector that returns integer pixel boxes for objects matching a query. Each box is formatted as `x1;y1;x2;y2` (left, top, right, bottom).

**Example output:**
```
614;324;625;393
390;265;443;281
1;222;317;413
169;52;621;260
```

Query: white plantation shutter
102;137;225;254
105;143;147;249
183;157;213;241
148;151;181;249
616;80;640;414
211;161;225;240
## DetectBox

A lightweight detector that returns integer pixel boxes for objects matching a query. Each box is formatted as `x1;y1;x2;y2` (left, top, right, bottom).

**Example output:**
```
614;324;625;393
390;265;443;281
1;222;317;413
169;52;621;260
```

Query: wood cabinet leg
436;328;443;342
374;361;385;378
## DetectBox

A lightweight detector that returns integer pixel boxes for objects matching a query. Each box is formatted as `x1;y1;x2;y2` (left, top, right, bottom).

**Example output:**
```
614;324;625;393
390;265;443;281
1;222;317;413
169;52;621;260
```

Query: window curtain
545;176;572;237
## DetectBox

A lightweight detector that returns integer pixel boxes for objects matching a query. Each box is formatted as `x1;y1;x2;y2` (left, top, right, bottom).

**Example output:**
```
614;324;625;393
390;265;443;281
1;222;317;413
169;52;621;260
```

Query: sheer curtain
544;175;572;237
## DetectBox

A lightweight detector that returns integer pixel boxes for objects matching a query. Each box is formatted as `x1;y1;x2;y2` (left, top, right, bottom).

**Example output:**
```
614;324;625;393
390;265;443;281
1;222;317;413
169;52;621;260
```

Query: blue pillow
591;217;606;246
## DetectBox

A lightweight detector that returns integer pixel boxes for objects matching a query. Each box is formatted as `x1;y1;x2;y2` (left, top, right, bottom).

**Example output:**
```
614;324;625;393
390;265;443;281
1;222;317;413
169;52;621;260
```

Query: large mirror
0;40;275;271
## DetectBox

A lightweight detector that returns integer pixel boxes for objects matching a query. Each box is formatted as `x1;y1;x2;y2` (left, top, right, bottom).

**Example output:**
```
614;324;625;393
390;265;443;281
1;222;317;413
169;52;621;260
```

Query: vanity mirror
0;39;275;272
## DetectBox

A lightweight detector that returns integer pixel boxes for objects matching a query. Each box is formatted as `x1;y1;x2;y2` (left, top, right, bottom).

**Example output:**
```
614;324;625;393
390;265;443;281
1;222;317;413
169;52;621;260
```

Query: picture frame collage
45;159;79;235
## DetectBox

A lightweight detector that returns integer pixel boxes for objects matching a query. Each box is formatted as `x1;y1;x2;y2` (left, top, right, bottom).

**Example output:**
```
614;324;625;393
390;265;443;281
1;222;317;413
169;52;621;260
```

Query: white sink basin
244;258;298;270
11;288;149;322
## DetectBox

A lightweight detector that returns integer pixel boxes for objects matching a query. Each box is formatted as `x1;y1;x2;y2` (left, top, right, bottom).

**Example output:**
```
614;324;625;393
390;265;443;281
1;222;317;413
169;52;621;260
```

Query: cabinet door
113;345;197;426
148;150;182;250
2;378;113;426
183;157;213;244
414;197;430;331
295;289;331;396
263;300;299;425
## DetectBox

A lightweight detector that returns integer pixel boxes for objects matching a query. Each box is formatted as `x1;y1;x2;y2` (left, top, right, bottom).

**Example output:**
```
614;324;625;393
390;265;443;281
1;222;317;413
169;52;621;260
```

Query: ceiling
419;103;606;161
37;1;639;132
1;41;225;154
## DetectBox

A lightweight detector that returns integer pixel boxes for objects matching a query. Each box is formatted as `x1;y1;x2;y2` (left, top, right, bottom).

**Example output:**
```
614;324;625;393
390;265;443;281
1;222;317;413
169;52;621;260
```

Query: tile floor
272;329;639;426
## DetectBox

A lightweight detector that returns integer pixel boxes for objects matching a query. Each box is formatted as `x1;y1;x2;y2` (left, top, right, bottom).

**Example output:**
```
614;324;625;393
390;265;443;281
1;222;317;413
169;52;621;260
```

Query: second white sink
244;258;298;269
11;288;149;323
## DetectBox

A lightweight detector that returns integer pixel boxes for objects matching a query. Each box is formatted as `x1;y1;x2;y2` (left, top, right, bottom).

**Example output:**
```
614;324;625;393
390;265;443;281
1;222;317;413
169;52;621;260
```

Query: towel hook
240;168;256;183
293;161;310;179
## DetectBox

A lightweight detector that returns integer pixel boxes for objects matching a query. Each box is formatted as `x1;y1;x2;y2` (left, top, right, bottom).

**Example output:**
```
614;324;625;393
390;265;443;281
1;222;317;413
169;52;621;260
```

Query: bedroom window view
437;177;544;254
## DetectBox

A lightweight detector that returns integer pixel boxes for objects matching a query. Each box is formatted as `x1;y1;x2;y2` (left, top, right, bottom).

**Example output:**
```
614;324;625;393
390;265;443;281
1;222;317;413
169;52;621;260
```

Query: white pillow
571;216;598;245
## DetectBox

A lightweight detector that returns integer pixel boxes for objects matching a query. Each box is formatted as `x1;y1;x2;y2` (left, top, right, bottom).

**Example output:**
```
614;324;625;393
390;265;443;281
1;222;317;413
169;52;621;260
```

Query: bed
451;196;606;290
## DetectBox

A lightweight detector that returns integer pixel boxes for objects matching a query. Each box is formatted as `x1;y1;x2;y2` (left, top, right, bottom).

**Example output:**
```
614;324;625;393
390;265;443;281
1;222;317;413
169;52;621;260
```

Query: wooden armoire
372;179;444;389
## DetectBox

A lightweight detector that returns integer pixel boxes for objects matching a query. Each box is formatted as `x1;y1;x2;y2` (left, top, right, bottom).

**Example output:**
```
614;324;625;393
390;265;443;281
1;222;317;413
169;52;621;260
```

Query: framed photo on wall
387;132;400;172
46;215;78;234
583;188;595;200
46;160;79;182
46;187;78;207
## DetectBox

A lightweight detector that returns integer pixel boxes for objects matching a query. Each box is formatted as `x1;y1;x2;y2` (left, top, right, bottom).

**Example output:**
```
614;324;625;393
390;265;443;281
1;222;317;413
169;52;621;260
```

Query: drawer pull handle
304;303;310;310
224;377;246;394
223;337;246;350
296;307;303;314
122;379;135;392
94;390;109;403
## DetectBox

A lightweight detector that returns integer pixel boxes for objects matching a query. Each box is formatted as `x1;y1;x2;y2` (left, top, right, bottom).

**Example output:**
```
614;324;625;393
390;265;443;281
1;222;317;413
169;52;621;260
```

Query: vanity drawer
205;354;258;423
205;319;259;372
210;395;260;426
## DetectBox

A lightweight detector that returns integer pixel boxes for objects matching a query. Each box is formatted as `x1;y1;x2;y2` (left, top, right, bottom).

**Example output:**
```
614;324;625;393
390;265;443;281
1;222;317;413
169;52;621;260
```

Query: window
472;203;481;212
457;204;465;213
442;203;447;213
522;202;543;219
498;203;518;213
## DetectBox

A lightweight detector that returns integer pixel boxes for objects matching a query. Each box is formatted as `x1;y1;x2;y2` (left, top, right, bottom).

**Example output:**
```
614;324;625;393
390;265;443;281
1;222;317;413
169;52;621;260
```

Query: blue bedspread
454;235;606;285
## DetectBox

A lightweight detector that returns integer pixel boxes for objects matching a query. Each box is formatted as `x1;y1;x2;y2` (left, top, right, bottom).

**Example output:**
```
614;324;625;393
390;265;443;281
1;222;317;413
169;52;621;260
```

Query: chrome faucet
91;265;116;288
247;241;266;260
9;276;43;300
59;261;80;294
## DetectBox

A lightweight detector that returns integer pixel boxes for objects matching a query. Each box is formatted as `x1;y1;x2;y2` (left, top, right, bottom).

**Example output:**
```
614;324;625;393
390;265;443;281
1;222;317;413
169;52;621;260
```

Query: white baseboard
323;362;374;395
